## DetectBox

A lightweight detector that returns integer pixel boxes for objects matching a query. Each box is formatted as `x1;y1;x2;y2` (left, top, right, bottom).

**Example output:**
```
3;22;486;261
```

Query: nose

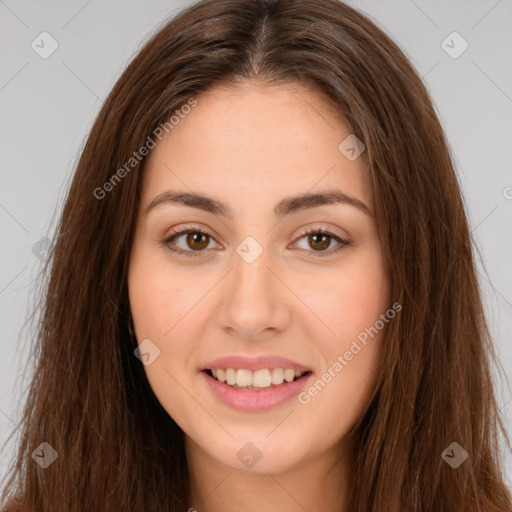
215;245;292;340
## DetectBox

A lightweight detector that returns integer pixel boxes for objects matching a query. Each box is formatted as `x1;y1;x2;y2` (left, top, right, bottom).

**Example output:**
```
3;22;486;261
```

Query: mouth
200;355;313;410
202;367;312;391
201;367;313;411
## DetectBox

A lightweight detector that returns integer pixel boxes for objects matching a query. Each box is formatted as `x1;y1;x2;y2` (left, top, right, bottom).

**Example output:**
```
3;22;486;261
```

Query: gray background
1;0;511;490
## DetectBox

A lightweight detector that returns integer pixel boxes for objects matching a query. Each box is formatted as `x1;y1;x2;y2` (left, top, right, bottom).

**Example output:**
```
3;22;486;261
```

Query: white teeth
209;367;307;388
225;368;236;385
252;369;272;388
284;369;295;382
271;368;284;385
235;369;253;387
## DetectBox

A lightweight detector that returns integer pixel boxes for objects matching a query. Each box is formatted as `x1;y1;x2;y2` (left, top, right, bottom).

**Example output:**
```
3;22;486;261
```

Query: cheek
128;254;202;427
300;351;381;445
298;292;387;443
128;247;198;338
297;250;389;413
305;250;390;345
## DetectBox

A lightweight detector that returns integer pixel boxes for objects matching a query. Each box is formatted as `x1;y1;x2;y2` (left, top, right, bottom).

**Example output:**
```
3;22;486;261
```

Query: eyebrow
144;189;374;219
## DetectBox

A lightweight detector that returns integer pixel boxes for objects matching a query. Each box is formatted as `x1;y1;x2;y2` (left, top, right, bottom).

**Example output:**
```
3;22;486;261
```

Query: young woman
1;0;510;510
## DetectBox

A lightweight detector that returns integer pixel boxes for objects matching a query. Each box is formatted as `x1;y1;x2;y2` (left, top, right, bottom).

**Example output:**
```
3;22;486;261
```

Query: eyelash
161;224;351;259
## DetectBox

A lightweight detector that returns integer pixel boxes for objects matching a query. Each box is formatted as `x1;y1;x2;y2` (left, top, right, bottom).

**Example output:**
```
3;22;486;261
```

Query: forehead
141;80;371;211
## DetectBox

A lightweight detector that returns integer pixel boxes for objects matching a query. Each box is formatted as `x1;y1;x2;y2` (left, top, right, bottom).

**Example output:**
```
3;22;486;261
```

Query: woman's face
128;80;391;474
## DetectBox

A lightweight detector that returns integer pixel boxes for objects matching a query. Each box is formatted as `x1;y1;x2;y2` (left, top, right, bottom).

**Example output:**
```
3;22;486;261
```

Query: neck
185;436;351;512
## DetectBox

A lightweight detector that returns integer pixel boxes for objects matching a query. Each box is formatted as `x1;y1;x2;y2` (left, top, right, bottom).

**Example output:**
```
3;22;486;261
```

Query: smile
201;368;313;411
206;367;309;389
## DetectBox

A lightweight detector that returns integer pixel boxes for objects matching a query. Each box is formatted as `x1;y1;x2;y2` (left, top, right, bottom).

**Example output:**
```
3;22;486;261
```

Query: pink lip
202;355;312;372
201;371;313;411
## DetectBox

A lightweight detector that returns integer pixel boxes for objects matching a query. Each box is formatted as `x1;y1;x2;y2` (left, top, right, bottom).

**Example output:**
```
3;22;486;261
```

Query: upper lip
202;355;312;372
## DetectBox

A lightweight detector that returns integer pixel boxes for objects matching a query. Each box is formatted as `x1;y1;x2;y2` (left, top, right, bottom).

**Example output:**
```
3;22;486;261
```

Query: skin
128;79;391;512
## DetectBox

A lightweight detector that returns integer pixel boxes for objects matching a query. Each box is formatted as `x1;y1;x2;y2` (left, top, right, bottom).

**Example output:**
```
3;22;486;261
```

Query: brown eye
293;226;351;257
185;232;210;251
307;233;331;251
163;227;220;258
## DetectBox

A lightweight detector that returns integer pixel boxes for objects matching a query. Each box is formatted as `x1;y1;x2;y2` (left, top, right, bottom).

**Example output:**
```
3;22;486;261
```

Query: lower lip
201;371;312;411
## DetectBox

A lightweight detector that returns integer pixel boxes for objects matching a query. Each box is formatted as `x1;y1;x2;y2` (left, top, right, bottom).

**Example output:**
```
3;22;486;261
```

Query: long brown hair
1;0;510;510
